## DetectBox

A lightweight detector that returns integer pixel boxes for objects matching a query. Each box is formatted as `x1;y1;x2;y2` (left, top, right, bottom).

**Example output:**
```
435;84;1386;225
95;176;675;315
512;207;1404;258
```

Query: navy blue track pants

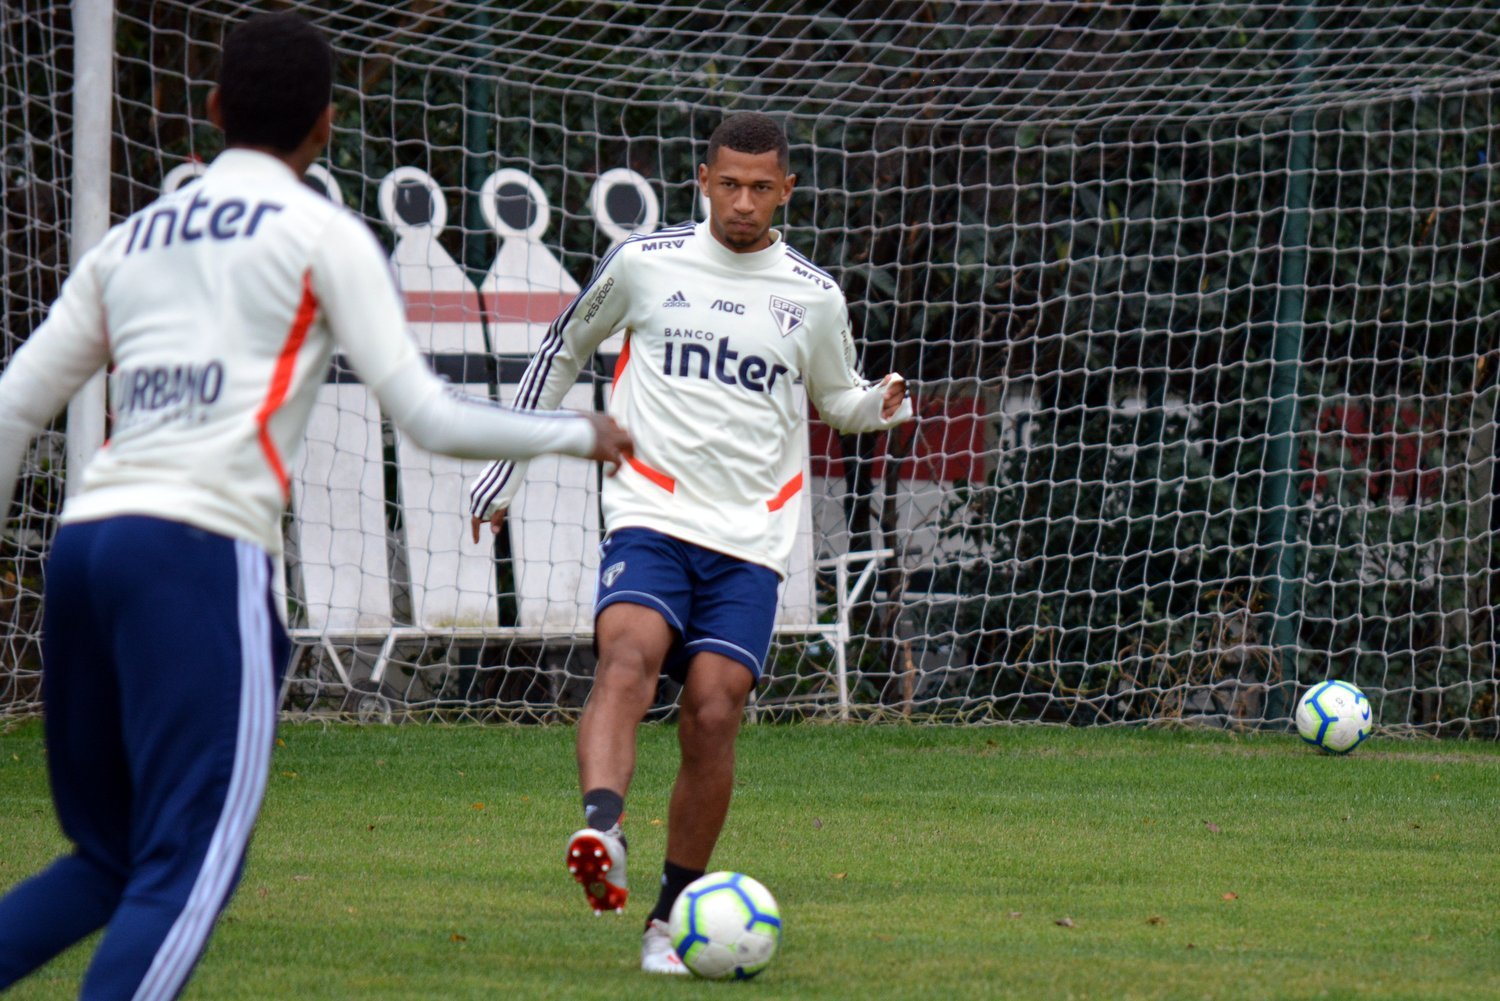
0;516;288;1000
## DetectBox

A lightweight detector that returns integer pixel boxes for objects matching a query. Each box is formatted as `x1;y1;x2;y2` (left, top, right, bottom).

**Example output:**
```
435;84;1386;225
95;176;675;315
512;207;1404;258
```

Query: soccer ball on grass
668;872;781;980
1295;680;1373;754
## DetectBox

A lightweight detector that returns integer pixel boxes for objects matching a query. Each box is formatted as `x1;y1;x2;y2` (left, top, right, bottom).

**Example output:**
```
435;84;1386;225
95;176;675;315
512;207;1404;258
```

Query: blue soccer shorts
594;527;780;682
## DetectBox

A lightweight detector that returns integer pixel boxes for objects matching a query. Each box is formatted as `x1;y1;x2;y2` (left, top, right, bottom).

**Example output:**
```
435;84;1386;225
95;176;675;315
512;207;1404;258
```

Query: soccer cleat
641;918;689;974
566;825;628;914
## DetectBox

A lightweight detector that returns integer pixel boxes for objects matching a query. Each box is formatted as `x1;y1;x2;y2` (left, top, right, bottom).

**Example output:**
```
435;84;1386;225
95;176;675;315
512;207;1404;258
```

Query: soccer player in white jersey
469;111;912;973
0;14;630;1000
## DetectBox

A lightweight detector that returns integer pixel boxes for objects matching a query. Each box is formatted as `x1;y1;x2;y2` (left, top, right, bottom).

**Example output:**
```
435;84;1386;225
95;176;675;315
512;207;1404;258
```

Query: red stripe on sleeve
256;272;319;500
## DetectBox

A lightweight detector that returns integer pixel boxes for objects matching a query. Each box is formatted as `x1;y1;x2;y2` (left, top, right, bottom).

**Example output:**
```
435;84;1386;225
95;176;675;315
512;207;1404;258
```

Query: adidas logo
662;290;691;308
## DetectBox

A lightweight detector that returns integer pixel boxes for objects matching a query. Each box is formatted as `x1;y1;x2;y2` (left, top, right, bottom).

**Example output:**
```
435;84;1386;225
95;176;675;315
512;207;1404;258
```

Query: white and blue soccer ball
668;872;782;980
1295;679;1373;754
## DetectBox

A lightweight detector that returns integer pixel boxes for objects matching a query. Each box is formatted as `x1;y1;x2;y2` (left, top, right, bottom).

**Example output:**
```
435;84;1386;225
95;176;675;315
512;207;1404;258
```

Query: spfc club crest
769;296;806;337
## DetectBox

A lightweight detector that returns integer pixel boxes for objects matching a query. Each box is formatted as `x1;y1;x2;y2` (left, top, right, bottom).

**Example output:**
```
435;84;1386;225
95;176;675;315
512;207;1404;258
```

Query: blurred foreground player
0;13;629;1000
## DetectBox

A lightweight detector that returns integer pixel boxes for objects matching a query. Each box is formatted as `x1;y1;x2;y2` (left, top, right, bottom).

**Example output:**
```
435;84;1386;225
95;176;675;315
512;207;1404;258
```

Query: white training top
469;219;912;576
0;149;595;555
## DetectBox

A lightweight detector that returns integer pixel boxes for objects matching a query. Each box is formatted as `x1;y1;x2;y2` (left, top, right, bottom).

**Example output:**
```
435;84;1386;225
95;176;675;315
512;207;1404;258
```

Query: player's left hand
879;374;908;421
470;509;505;544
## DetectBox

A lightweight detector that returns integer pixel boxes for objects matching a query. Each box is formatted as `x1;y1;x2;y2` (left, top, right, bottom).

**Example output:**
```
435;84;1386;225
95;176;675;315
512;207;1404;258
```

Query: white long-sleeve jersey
0;149;595;555
469;219;912;576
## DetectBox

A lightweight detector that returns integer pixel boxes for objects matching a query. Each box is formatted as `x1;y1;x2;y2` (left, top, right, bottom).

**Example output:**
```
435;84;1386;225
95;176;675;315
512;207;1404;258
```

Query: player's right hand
586;413;633;476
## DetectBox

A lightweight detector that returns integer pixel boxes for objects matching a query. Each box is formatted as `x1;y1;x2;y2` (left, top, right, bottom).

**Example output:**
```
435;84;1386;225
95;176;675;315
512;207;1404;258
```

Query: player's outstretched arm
0;253;112;514
311;213;629;466
467;240;635;533
373;363;633;462
804;308;914;434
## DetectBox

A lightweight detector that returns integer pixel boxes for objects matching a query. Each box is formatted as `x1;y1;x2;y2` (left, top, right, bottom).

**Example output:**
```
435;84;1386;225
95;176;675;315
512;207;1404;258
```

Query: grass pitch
1;722;1497;1000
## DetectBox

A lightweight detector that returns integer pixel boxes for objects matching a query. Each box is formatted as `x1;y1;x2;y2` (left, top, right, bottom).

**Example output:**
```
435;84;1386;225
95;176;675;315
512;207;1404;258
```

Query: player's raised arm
0;251;112;514
801;300;913;434
467;242;634;530
308;211;631;467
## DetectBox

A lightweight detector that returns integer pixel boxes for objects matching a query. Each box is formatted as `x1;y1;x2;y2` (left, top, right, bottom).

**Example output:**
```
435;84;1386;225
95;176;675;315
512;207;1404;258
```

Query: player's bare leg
638;652;753;973
579;602;675;796
667;652;755;868
567;602;674;914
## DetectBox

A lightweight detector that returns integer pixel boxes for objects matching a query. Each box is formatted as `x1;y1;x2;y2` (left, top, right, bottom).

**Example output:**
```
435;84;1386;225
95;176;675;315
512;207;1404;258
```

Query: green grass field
1;721;1497;1000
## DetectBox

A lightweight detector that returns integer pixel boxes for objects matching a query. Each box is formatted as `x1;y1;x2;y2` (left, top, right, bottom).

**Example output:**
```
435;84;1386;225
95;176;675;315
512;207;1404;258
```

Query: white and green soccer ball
668;872;781;980
1295;679;1373;754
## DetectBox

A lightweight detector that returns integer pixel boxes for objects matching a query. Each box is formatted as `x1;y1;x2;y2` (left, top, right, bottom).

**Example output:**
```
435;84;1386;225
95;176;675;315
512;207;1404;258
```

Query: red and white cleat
641;918;688;974
566;825;628;914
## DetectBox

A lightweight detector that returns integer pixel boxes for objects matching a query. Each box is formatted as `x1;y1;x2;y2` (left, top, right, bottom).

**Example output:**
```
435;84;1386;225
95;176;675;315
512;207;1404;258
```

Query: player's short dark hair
706;112;790;172
217;13;333;153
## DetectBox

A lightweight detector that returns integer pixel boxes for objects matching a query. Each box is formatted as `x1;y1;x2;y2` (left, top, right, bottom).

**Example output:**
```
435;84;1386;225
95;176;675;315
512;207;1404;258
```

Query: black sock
647;859;705;927
582;788;624;832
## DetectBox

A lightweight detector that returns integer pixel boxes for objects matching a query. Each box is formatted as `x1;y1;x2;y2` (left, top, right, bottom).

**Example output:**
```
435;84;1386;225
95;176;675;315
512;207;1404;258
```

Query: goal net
4;1;1499;735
